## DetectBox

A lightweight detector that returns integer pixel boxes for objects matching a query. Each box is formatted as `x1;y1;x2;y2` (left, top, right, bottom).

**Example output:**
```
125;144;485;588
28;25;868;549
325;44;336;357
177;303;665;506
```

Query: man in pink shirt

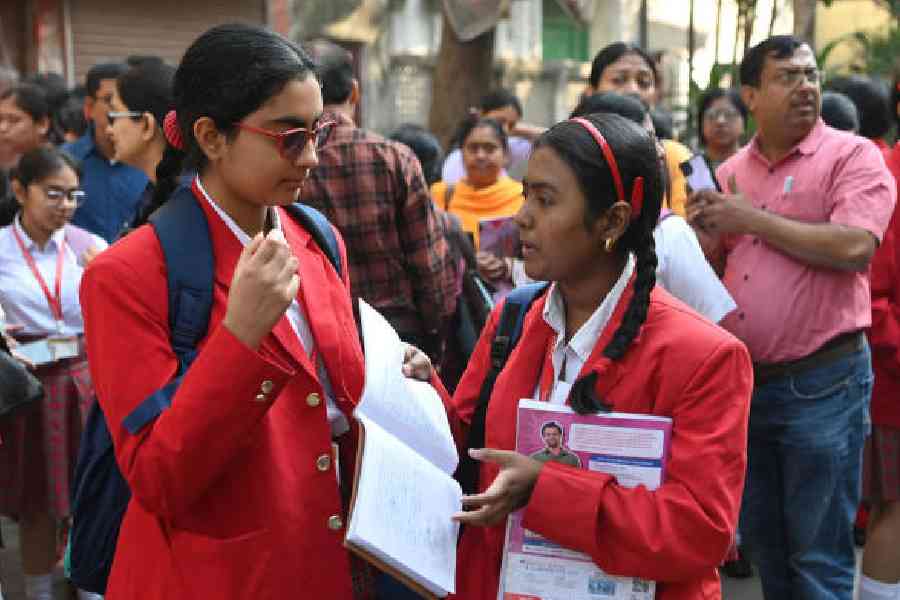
687;35;896;600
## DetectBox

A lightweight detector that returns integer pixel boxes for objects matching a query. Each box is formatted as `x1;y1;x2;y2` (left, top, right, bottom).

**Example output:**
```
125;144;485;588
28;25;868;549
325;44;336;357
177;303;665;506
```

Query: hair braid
602;225;657;360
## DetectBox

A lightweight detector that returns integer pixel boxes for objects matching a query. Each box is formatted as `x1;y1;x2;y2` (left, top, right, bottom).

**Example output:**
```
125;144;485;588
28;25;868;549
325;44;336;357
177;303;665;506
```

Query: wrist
222;315;263;350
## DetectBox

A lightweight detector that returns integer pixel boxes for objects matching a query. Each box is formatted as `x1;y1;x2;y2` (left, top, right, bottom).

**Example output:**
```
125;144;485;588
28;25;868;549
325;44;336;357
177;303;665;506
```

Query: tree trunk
792;0;816;46
714;0;723;65
769;0;779;37
428;11;496;151
742;1;757;53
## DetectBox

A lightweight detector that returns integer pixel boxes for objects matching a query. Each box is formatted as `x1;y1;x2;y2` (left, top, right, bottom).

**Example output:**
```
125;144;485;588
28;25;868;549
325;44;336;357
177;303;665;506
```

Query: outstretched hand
453;448;543;527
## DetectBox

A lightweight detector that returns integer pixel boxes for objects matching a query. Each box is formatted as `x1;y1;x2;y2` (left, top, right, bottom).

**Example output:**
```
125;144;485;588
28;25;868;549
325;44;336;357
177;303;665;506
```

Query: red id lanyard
538;336;560;403
12;225;66;330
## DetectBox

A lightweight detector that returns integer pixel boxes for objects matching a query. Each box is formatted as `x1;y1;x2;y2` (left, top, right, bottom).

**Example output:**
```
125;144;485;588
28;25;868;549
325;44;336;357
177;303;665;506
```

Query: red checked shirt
301;112;455;342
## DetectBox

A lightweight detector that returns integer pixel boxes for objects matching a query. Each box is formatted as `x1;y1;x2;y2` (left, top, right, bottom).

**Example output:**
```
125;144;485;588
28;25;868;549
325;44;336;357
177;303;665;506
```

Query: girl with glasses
0;146;106;600
79;23;437;600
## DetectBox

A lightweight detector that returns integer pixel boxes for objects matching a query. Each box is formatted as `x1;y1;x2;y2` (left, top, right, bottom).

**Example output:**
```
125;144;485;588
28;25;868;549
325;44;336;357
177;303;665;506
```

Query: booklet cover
499;400;672;600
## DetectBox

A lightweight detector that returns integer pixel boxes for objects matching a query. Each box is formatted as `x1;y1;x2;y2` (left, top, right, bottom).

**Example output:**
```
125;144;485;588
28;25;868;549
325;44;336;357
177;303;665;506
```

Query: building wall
70;0;266;83
816;0;893;72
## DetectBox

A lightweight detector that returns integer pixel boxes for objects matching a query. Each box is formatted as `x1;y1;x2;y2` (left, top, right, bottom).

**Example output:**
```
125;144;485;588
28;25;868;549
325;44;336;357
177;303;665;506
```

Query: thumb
727;174;741;196
241;232;264;261
468;447;514;467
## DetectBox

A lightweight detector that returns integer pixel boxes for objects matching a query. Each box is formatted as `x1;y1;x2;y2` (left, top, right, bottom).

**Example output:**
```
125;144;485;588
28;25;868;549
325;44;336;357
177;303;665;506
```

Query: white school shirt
536;254;635;404
653;215;736;323
0;215;107;337
195;179;350;436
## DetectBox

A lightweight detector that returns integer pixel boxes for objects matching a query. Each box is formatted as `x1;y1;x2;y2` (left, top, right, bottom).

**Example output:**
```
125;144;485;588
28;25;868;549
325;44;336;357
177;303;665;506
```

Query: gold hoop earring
604;238;615;253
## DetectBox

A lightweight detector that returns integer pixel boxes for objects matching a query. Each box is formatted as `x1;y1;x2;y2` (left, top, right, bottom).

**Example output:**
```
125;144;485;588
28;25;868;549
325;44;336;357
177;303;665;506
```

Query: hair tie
163;110;184;151
569;117;644;221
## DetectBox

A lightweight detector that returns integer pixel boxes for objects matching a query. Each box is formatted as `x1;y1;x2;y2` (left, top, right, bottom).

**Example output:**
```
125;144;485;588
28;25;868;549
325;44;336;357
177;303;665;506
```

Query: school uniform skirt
0;356;93;518
863;425;900;503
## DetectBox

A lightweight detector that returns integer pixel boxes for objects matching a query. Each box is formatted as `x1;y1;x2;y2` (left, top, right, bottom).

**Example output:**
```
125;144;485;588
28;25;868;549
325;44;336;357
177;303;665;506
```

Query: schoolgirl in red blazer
80;25;437;600
451;114;754;599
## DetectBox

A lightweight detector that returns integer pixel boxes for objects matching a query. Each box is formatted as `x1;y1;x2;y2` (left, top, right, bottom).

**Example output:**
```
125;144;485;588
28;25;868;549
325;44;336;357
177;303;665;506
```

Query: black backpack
68;185;342;594
453;282;549;495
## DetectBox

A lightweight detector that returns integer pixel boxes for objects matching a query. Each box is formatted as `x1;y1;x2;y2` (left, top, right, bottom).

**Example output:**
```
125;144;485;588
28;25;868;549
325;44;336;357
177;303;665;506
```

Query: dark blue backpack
68;185;342;594
453;282;548;495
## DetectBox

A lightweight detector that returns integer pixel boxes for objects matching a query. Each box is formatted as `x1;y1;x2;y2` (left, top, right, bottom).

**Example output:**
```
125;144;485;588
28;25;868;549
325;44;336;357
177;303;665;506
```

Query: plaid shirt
302;112;455;341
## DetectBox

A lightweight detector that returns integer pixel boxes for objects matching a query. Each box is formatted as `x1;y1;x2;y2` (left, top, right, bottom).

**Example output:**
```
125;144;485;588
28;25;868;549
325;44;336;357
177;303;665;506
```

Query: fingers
401;344;433;381
727;174;739;195
467;447;518;467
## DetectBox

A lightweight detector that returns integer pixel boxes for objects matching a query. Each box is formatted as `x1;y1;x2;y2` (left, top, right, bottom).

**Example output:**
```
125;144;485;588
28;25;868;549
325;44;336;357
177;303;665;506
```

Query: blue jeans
740;341;872;600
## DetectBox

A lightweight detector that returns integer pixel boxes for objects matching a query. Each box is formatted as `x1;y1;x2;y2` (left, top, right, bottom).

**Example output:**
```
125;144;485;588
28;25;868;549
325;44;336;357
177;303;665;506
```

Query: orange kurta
431;176;523;250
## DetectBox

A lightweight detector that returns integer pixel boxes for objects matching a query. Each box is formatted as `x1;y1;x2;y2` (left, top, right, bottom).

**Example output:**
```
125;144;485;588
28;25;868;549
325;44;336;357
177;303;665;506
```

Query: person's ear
142;113;158;143
349;79;360;107
83;97;94;122
35;116;50;139
593;201;632;249
11;180;27;206
740;85;756;113
193;116;226;162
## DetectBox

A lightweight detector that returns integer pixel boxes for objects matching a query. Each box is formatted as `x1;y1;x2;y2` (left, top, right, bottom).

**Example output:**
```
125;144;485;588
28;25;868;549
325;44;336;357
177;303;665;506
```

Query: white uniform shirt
195;179;350;436
0;215;107;337
653;214;736;323
536;254;635;404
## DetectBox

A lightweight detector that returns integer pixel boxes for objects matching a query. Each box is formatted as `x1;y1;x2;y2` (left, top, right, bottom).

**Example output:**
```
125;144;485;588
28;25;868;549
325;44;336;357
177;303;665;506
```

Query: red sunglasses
233;120;335;161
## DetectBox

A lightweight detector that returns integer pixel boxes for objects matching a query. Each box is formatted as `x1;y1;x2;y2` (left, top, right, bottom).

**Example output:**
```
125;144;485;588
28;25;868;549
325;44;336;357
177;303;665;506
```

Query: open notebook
344;300;462;598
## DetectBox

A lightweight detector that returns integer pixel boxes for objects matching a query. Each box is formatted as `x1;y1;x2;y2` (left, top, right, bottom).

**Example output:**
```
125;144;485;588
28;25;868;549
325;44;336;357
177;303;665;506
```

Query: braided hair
139;23;317;226
532;113;662;361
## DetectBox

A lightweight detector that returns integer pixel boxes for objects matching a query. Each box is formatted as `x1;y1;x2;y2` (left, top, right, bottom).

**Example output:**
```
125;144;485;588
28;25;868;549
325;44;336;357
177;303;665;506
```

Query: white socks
77;590;104;600
859;574;900;600
23;573;53;600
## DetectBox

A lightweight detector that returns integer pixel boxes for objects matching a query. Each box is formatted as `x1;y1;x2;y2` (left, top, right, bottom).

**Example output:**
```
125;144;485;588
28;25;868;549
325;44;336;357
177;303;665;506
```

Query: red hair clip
163;110;184;151
569;117;644;220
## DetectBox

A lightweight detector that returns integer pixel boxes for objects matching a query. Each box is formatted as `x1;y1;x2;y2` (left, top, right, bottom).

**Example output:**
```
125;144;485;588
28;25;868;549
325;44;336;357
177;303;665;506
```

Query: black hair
126;54;165;69
697;88;748;145
541;422;563;435
480;88;522;117
142;23;318;226
56;94;89;139
532;114;661;362
650;109;674;140
821;91;860;133
306;39;354;105
0;83;50;123
86;62;127;98
10;145;81;188
389;123;444;187
570;92;647;125
589;43;659;90
117;62;176;130
22;72;68;114
740;35;804;88
455;116;509;155
825;75;891;139
893;70;900;134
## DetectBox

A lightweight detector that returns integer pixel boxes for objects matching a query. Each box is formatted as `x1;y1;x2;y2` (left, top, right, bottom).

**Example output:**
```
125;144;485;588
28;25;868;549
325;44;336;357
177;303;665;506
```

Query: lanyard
12;225;66;329
538;336;563;403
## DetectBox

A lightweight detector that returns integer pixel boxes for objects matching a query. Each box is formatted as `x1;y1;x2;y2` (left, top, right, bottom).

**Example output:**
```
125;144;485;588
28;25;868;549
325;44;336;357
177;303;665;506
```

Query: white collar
193;176;281;247
542;253;636;362
13;213;66;252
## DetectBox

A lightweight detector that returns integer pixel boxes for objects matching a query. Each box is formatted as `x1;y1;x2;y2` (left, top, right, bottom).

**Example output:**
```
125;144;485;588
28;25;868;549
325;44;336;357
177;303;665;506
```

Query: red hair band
569;117;644;220
163;110;184;151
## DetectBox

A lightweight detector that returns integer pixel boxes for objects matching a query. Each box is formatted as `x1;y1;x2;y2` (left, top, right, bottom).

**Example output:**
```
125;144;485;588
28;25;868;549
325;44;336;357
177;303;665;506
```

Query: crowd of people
0;22;897;600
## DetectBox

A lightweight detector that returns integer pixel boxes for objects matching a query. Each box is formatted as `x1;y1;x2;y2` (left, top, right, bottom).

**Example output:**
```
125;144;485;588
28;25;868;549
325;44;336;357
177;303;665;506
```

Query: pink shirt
717;119;896;363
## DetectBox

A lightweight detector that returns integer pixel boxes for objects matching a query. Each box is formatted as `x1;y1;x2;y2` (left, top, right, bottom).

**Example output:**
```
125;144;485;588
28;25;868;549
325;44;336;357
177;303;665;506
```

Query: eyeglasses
107;111;144;124
771;68;823;87
38;186;86;208
704;107;741;122
233;121;335;161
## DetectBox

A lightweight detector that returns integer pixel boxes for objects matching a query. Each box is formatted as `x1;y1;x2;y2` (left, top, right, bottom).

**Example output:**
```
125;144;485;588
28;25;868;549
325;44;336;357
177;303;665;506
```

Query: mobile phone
680;155;722;193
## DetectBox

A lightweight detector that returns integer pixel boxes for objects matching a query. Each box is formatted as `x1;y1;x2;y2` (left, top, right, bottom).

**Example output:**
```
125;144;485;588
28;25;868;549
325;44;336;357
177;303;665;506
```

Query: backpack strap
455;282;549;494
121;184;214;435
283;203;342;277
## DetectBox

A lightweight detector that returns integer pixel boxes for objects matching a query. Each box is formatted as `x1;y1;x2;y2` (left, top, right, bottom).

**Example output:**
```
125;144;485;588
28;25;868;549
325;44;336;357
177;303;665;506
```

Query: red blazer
80;190;366;600
450;283;753;600
869;142;900;428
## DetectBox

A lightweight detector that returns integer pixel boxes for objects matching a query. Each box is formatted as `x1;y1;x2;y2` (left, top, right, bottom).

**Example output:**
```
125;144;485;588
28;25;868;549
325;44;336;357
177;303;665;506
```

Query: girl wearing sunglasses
0;146;105;600
79;24;437;600
449;114;753;599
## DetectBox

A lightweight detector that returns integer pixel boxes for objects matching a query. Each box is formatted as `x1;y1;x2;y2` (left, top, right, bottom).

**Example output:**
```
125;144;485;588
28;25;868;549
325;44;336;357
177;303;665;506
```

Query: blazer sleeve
522;337;752;582
80;244;296;522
